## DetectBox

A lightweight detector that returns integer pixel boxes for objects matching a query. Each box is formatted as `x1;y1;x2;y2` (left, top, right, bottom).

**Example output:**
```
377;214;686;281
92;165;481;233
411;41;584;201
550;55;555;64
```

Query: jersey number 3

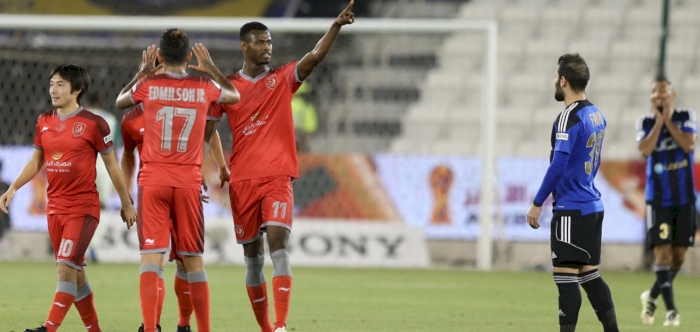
585;129;605;175
157;107;197;152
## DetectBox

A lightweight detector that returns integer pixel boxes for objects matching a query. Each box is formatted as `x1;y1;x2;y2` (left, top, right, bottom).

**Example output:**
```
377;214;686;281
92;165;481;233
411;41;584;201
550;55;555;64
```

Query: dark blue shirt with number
636;109;697;207
549;100;606;215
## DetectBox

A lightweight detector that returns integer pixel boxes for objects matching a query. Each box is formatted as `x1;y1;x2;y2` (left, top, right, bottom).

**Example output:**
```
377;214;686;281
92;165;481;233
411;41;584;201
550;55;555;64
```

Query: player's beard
554;84;565;102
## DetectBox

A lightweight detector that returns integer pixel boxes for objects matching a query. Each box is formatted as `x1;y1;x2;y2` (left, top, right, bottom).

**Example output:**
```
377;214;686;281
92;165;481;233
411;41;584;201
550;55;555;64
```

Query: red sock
74;293;101;331
140;272;160;332
246;283;273;332
44;292;76;332
189;281;211;332
272;276;292;329
175;275;193;326
157;277;165;325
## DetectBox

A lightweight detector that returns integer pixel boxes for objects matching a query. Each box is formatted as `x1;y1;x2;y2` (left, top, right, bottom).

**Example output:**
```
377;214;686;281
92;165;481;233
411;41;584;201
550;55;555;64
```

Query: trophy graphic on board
430;165;453;224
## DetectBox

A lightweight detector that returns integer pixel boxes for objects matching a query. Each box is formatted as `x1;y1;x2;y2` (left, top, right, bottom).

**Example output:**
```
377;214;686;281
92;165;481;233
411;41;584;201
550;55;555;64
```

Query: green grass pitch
1;262;699;331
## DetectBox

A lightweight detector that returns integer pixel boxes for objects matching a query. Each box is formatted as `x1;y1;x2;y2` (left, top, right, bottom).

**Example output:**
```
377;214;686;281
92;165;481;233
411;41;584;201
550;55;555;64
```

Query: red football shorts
47;214;99;270
138;185;204;256
229;176;294;244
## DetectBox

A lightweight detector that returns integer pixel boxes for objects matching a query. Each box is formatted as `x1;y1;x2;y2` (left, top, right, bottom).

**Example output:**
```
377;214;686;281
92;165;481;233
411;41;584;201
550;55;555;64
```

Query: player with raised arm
115;29;240;332
206;2;354;332
0;64;137;332
122;99;229;332
637;75;696;327
526;54;619;332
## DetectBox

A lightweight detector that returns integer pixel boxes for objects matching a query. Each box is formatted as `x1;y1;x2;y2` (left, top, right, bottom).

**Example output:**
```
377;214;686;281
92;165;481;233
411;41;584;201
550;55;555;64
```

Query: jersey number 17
157;106;196;152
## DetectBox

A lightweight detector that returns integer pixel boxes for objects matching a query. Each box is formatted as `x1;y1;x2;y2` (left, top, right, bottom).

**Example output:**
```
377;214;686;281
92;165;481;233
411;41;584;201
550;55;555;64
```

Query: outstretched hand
336;0;355;26
188;43;217;75
139;44;162;75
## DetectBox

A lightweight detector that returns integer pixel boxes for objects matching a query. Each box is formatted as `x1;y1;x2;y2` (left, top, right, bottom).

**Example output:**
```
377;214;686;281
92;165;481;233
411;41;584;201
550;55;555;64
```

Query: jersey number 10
585;129;605;175
157;107;197;152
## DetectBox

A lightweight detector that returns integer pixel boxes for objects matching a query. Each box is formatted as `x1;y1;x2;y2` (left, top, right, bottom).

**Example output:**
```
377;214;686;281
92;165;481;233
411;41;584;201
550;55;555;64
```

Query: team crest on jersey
265;74;278;89
51;151;62;160
235;225;244;237
72;122;87;137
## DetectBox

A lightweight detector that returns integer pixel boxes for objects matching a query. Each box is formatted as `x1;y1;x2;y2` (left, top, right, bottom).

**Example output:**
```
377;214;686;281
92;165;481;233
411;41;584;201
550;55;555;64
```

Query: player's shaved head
240;22;269;41
160;28;190;65
50;63;90;103
557;53;589;92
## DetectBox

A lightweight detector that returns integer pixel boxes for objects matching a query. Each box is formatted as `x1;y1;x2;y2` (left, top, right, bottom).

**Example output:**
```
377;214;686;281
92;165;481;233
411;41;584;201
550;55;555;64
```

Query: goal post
0;15;498;271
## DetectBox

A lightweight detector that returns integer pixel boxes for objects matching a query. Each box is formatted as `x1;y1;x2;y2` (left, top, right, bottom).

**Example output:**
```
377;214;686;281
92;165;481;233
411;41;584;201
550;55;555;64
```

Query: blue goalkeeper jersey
549;99;605;215
636;109;697;207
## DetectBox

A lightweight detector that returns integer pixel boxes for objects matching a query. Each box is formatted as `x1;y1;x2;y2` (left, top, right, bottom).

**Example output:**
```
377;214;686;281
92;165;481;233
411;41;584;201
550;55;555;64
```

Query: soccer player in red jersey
207;2;355;332
122;102;229;332
115;28;240;332
0;64;138;332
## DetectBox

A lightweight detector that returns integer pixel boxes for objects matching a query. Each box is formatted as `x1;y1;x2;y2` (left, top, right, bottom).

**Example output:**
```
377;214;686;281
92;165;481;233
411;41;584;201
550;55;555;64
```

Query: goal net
0;15;498;270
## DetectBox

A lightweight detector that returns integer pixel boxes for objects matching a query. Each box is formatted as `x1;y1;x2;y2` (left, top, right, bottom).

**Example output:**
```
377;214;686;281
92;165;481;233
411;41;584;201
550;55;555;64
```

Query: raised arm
662;102;696;153
638;111;664;158
188;43;240;105
296;0;355;81
116;45;162;110
0;149;44;213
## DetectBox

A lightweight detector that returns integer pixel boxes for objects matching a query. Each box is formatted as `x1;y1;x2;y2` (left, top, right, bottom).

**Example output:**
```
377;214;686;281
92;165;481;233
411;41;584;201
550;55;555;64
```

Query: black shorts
646;203;696;248
550;210;603;268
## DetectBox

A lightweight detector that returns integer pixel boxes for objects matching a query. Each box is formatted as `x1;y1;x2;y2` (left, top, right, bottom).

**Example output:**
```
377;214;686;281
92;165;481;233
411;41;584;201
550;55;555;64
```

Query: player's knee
181;255;204;273
671;255;686;270
57;262;79;282
653;246;673;264
271;249;292;277
244;254;266;286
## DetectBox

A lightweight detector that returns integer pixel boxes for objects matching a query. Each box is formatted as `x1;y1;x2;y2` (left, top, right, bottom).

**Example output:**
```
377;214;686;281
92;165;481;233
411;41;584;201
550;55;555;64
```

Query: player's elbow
682;143;694;154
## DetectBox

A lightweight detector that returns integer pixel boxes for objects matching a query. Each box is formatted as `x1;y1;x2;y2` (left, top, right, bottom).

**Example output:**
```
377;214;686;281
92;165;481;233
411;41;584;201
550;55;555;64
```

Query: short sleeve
91;117;114;154
33;116;43;150
636;116;652;142
681;110;697;134
205;79;223;104
553;121;581;154
287;61;303;93
208;103;225;121
130;76;149;105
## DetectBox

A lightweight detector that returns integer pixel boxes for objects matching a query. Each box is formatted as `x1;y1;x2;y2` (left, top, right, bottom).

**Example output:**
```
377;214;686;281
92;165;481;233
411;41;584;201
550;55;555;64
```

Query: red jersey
33;107;114;219
121;104;145;182
129;73;223;188
209;62;301;182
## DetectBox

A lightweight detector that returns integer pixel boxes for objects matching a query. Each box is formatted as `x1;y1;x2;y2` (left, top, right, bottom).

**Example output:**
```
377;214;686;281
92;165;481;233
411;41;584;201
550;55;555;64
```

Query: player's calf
579;269;618;332
553;272;581;332
271;249;292;330
245;254;273;332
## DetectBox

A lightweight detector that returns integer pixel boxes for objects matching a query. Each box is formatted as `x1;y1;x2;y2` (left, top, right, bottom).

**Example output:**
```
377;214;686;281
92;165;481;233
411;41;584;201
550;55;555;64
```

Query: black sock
650;269;677;299
654;265;676;311
554;272;581;329
579;269;618;332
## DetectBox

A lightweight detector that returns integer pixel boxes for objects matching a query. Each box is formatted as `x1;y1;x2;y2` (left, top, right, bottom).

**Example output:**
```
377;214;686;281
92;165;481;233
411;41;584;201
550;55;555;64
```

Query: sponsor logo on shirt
266;74;278;89
41;126;50;133
46;160;73;173
243;115;269;136
555;133;569;141
654;159;688;174
51;151;63;160
104;134;113;144
73;122;87;137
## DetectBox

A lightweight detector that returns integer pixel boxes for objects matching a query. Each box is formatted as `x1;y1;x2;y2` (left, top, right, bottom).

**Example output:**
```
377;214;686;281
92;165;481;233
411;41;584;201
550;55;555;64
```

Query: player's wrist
532;199;542;208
